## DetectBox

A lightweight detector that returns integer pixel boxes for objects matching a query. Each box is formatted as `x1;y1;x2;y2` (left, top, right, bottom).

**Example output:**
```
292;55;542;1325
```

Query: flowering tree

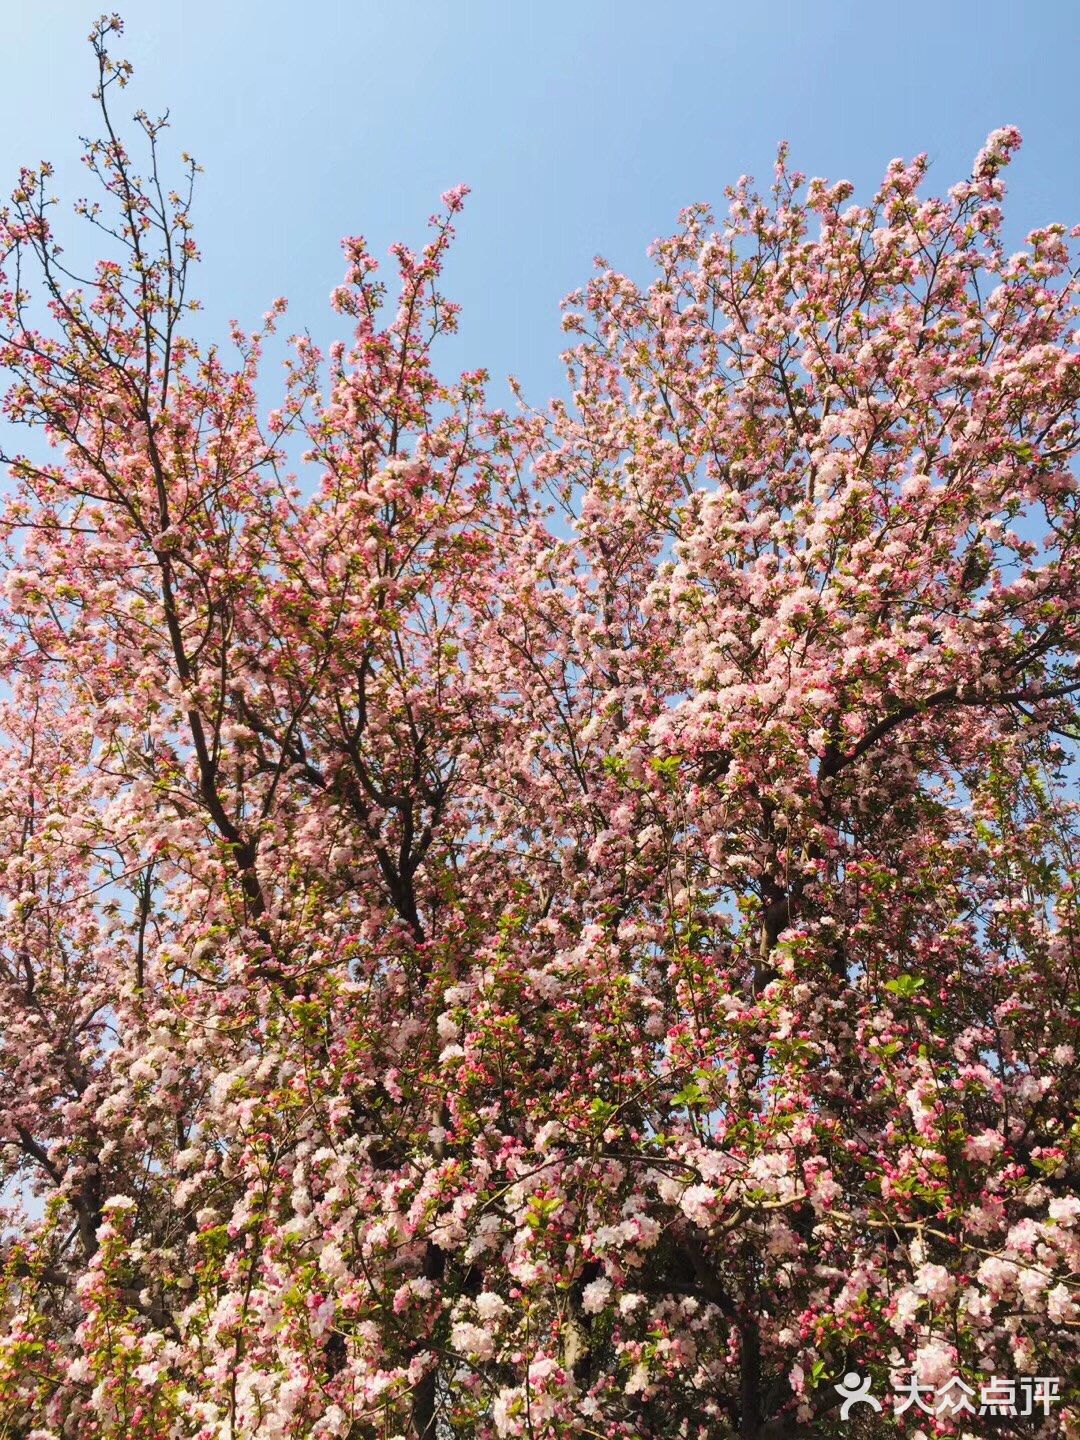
0;15;1079;1440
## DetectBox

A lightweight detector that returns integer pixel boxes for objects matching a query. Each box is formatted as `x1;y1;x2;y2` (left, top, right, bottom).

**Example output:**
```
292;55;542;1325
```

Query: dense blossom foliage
1;17;1079;1440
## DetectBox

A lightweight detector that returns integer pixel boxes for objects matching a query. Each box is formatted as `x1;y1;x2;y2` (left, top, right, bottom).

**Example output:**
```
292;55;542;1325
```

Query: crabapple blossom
0;15;1078;1440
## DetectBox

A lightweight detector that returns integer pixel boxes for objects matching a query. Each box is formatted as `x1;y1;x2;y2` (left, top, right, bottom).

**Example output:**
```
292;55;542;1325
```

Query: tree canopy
1;16;1078;1440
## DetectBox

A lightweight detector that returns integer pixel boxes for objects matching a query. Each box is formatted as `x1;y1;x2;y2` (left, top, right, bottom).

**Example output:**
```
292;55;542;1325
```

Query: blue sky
4;1;1079;411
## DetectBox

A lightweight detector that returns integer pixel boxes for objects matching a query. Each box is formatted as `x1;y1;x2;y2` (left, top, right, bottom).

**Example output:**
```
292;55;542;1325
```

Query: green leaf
884;974;924;999
672;1080;708;1108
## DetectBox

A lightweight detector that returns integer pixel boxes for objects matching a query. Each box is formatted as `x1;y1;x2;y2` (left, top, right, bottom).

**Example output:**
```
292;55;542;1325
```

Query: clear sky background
3;1;1079;413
